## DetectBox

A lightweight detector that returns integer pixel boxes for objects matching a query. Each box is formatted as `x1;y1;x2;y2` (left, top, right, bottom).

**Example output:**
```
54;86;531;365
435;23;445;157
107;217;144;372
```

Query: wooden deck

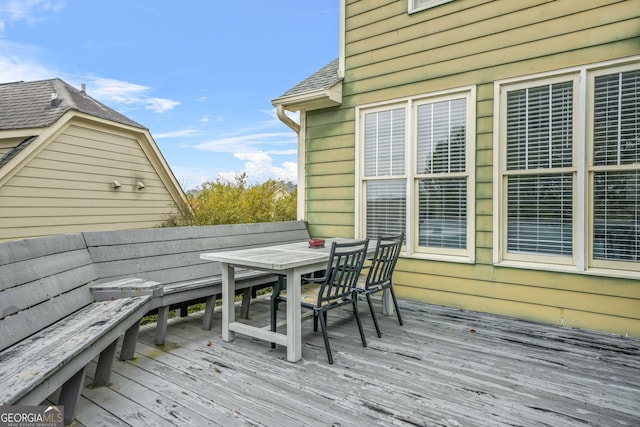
71;297;639;426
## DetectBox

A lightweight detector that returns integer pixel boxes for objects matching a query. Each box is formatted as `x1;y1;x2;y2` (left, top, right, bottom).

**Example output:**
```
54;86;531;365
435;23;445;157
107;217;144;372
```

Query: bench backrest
0;233;98;351
84;221;310;285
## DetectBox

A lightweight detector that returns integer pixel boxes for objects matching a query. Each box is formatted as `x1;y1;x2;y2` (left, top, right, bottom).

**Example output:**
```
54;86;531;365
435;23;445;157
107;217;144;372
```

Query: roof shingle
0;78;145;130
278;58;341;98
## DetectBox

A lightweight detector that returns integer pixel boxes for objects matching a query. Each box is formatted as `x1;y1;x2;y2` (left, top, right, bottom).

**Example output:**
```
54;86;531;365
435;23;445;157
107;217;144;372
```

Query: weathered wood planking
75;298;639;426
84;221;311;345
0;233;157;425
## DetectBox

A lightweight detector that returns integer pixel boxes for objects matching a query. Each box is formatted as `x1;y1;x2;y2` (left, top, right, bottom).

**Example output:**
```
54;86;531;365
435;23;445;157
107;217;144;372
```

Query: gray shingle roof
0;78;145;130
279;58;341;98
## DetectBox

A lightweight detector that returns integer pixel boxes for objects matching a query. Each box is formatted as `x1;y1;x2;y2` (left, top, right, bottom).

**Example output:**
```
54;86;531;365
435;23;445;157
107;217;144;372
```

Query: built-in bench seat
0;221;310;425
0;234;156;426
85;221;310;345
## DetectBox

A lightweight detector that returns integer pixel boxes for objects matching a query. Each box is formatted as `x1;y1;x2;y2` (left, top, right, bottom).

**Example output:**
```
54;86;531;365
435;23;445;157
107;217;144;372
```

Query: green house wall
303;0;640;336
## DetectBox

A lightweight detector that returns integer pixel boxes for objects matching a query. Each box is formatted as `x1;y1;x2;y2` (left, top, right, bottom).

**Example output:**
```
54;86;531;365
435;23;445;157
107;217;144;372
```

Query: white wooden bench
0;233;157;426
85;221;310;345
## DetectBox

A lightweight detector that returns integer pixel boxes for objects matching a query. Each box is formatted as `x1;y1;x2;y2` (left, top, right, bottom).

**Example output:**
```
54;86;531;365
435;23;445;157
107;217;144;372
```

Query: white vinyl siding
496;60;640;274
359;88;475;261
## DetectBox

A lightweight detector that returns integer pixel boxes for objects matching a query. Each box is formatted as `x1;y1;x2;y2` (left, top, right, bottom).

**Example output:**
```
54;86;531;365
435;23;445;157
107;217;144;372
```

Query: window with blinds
363;108;406;239
504;82;574;257
416;98;468;249
497;61;639;274
359;88;474;260
592;70;640;263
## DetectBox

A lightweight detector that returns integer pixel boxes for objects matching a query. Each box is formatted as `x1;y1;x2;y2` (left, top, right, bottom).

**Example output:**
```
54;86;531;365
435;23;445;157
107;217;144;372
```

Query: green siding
302;0;640;336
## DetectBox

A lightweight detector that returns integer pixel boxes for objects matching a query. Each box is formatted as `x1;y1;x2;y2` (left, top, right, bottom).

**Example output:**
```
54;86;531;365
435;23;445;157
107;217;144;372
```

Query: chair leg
389;287;403;326
365;293;382;338
270;299;278;349
317;309;334;364
352;298;367;348
270;276;285;349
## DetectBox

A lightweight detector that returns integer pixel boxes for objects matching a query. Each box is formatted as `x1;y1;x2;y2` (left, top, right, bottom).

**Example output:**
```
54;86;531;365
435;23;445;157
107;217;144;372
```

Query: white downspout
276;105;306;221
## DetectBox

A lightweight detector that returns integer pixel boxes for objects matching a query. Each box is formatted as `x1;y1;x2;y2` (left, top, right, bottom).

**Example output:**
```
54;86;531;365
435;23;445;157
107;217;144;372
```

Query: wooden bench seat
0;234;156;426
84;221;310;345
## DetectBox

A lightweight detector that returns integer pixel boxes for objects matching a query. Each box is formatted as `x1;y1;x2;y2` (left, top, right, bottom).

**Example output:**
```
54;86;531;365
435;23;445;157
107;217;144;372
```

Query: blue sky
0;1;339;190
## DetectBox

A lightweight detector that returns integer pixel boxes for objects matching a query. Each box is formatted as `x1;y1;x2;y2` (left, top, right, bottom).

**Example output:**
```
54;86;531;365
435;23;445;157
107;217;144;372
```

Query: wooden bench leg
120;320;142;360
155;306;170;345
180;306;189;317
239;287;252;319
202;294;218;330
59;366;86;426
93;339;118;386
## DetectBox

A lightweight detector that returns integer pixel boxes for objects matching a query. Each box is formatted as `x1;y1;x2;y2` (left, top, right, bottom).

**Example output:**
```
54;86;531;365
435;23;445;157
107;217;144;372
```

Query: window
495;61;639;274
358;88;475;262
409;0;454;13
591;67;640;268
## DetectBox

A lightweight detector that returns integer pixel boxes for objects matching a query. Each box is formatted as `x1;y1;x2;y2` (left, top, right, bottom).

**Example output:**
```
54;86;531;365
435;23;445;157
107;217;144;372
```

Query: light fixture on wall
112;180;121;189
136;181;145;190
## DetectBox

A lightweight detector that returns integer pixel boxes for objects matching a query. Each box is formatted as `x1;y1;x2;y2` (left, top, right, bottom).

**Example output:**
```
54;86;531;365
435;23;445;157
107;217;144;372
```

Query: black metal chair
359;232;404;338
270;240;370;364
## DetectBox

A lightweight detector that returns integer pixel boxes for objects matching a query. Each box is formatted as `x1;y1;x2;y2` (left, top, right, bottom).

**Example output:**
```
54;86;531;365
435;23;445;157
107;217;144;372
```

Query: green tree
166;173;297;226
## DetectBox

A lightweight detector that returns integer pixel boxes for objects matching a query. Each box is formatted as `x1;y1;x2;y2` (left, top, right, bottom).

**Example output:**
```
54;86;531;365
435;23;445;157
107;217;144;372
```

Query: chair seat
270;239;370;364
280;284;351;307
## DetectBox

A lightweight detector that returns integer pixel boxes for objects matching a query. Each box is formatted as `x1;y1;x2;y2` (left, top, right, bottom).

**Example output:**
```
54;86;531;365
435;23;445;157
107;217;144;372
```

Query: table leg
382;289;394;316
286;268;302;362
221;262;236;342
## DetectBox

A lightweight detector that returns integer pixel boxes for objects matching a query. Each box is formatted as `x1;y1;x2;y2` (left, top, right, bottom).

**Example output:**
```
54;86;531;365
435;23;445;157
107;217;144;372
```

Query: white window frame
409;0;455;13
356;86;476;263
493;57;640;278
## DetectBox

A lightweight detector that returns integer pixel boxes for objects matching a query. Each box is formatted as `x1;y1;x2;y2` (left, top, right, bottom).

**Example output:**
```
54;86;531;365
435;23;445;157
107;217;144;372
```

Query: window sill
405;252;475;264
494;260;639;280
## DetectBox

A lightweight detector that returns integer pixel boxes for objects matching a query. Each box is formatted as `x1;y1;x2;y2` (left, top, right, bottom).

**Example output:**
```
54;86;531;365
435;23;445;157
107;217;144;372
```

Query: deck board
74;298;639;426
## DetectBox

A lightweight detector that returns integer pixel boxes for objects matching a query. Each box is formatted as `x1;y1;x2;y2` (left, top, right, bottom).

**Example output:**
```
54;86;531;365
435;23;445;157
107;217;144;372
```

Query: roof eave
272;81;342;112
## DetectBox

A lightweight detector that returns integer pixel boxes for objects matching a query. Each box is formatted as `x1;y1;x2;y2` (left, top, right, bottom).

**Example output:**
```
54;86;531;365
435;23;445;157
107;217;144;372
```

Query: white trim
576;68;588;271
493;57;640;275
297;112;307;221
356;85;476;263
339;0;345;79
408;0;454;14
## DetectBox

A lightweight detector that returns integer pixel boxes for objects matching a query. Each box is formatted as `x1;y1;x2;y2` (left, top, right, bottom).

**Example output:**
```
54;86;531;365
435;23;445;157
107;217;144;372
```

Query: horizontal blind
593;171;639;261
418;178;467;248
416;97;467;249
416;98;466;174
505;81;574;257
506;82;573;170
364;108;405;177
592;69;639;262
366;180;406;239
593;70;640;166
507;174;573;256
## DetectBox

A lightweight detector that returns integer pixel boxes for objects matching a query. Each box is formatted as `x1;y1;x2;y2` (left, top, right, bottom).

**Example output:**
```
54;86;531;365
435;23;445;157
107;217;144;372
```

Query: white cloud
154;129;199;139
169;165;217;191
145;97;181;113
85;77;180;113
0;0;65;25
233;151;297;184
0;54;57;82
194;132;297;153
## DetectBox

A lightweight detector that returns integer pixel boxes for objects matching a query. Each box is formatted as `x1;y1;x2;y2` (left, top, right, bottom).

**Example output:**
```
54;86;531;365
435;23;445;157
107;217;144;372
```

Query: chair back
318;240;369;305
365;232;404;291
